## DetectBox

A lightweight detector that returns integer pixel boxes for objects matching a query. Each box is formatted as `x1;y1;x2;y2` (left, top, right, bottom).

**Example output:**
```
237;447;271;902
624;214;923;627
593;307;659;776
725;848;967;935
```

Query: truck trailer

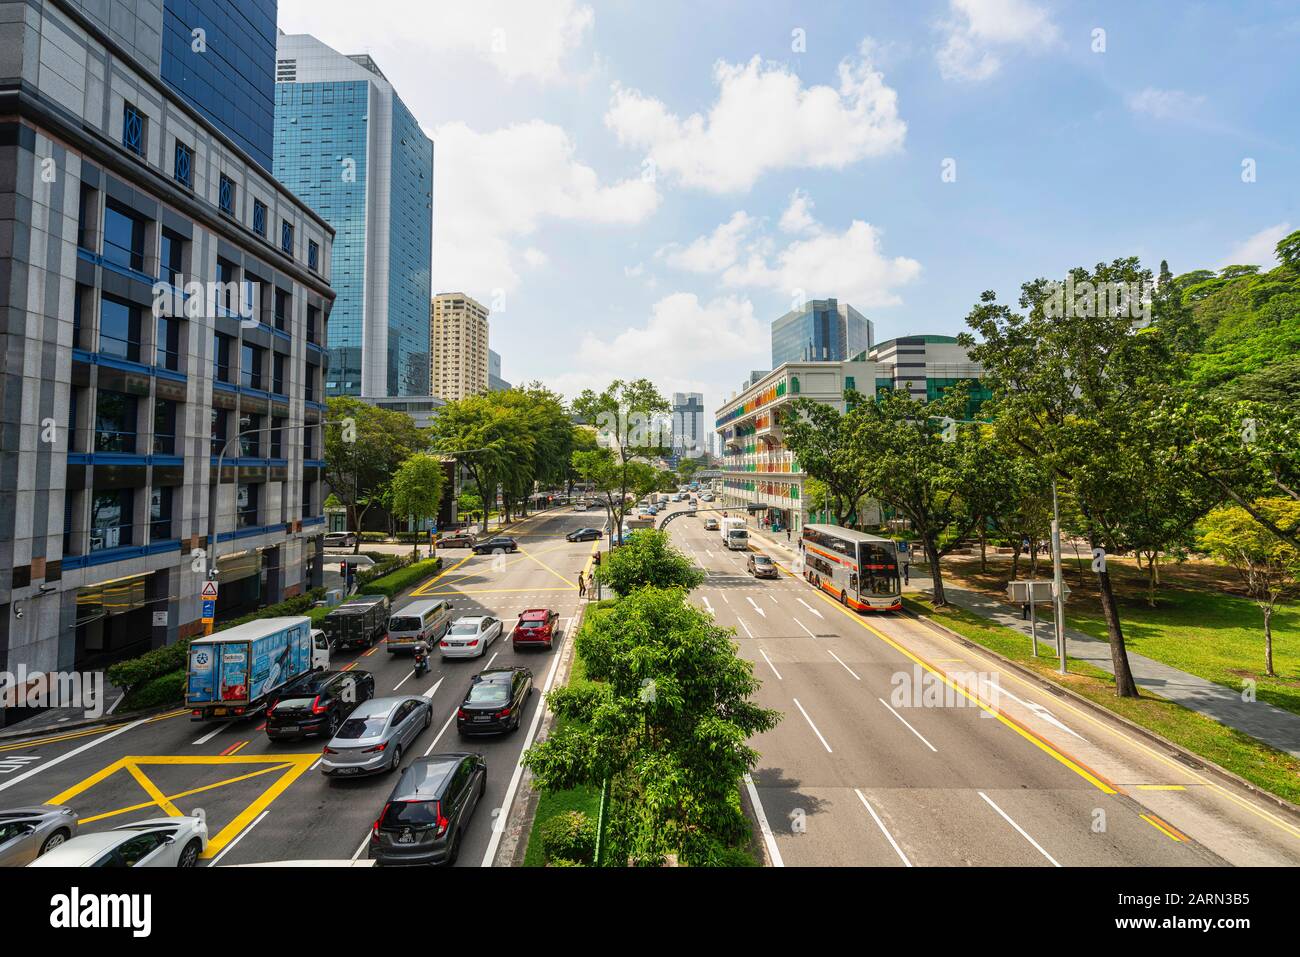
186;617;322;721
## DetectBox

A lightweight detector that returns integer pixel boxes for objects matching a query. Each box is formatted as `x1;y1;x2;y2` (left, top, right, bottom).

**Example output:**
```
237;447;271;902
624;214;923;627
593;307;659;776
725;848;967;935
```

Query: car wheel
423;707;432;730
389;743;403;772
448;828;462;865
840;590;848;606
39;829;70;855
178;838;202;868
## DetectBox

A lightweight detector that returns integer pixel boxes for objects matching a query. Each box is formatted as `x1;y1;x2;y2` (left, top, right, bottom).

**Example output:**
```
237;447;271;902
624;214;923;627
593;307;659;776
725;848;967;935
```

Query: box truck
186;617;324;721
720;517;749;550
321;594;390;651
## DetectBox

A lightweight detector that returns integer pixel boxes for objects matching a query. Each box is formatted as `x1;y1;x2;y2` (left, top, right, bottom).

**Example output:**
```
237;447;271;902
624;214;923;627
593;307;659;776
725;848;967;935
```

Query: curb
903;605;1300;822
0;703;180;742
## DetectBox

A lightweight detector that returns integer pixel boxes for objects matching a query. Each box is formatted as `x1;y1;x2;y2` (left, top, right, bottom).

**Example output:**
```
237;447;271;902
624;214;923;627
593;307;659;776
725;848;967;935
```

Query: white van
387;599;454;653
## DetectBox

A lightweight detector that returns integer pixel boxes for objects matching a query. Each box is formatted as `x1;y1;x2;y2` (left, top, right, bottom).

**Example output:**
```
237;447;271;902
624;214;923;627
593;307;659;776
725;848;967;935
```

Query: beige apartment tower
430;293;490;401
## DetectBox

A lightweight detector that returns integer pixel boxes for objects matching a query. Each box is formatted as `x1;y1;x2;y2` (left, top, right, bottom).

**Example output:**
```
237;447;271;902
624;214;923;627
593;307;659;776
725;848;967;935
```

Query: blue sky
278;0;1300;417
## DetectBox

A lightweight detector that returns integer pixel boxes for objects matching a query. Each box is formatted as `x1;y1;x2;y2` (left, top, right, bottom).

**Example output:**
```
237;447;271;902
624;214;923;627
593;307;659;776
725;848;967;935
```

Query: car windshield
389;617;422;632
273;697;315;712
381;800;439;827
336;715;388;739
517;619;543;629
467;681;511;704
448;622;480;636
754;556;772;565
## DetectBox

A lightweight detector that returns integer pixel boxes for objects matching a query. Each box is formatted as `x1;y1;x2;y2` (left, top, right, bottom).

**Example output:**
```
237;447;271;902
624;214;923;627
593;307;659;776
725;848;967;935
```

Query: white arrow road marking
796;598;824;619
746;597;766;618
421;676;445;700
978;680;1086;741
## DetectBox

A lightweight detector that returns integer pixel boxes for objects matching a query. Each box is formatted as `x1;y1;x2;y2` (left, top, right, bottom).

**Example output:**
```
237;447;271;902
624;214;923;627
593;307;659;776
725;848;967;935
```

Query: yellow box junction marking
48;752;318;859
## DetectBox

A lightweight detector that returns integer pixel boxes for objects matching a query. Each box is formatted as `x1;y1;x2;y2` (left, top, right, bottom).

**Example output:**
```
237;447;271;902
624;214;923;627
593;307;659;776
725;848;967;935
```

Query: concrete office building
488;349;511;392
866;335;988;416
430;292;489;401
274;34;433;398
0;0;334;694
770;298;872;367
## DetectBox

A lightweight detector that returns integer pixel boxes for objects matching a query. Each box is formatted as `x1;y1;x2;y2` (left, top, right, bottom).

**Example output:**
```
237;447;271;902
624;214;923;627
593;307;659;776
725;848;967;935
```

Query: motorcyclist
412;638;430;676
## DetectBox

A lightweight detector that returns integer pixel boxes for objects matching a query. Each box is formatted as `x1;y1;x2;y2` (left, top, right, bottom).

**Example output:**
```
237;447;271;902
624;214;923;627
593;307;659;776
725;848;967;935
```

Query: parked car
321;695;434;777
324;531;358;548
439;616;503;659
457;667;533;735
437;532;476;548
566;527;602;542
511;608;558;650
264;669;376;740
747;553;780;579
29;815;206;868
0;806;78;866
703;517;720;530
368;753;487;866
471;536;518;555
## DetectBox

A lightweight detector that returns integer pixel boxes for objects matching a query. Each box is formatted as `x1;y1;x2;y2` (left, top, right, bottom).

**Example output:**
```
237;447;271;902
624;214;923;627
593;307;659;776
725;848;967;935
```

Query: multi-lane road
0;508;600;867
661;503;1300;867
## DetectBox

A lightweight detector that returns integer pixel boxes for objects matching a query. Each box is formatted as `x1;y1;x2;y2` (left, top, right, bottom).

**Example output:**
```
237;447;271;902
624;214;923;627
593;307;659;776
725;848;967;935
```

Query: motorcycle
413;645;430;677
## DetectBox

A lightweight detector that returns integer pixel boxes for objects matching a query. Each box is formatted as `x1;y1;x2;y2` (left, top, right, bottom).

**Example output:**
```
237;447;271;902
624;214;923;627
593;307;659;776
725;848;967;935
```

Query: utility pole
1050;478;1067;675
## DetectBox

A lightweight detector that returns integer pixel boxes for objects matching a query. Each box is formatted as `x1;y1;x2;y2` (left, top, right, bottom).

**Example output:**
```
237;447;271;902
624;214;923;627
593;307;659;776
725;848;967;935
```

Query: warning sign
201;580;219;601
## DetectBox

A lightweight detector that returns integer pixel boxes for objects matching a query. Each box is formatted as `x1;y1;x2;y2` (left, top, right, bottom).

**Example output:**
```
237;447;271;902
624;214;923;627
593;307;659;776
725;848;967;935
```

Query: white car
439;616;504;659
29;815;208;868
574;502;587;512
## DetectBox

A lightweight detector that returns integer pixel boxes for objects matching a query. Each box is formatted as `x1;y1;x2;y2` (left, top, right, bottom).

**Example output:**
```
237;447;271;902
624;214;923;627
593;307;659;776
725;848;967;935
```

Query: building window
153;399;177;454
94;390;137;453
303;424;315;460
280;219;294;255
241;343;264;390
77;183;97;250
174;141;194;189
99;296;142;362
239;412;262;457
155;314;180;371
212;332;232;382
210;408;228;456
90;488;133;551
252;199;267;237
307;240;319;272
236;483;260;528
150;487;174;541
122;102;145;156
218;174;235;215
301;477;314;515
303;363;316;402
159;229;185;287
270;416;285;458
306;305;319;344
274;288;289;331
102;202;146;272
272;353;286;395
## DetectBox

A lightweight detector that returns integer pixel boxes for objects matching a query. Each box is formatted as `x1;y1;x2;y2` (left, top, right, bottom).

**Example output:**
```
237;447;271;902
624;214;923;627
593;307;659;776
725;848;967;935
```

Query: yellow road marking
431;541;575;591
1141;813;1187;841
125;762;183;817
48;753;319;859
517;544;579;588
409;554;473;596
0;709;187;752
78;763;294;825
418;586;577;596
1135;785;1187;791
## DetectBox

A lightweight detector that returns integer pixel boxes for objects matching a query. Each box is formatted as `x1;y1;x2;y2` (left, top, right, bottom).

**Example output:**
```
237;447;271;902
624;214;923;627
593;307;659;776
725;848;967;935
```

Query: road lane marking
78;763;295;825
827;650;861;681
793;618;817;639
877;698;938;753
721;593;730;604
792;698;832;753
220;740;249;756
410;554;473;596
421;676;446;700
194;725;225;745
736;618;756;639
978;791;1060;866
759;649;783;680
855;790;912;867
1135;784;1187;791
745;773;784;867
352;831;371;861
702;596;714;613
208;810;269;866
1140;813;1188;842
126;762;184;817
796;598;824;619
746;597;766;618
0;717;147;793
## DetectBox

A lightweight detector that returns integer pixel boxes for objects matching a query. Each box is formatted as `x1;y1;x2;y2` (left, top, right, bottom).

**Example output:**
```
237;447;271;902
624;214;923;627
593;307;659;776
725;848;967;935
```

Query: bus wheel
840;590;848;606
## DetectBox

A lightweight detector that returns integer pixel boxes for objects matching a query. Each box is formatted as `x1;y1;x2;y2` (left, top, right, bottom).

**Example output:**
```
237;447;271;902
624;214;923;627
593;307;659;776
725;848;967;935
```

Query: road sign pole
1029;596;1038;657
1051;478;1067;676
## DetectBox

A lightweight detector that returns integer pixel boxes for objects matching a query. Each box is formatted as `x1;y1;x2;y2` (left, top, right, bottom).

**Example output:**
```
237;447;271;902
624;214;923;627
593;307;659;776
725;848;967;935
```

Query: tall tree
390;453;446;557
779;398;875;526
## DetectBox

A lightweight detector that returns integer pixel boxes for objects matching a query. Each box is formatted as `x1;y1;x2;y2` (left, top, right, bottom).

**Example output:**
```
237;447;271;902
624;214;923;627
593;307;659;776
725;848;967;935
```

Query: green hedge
538;811;596;866
357;552;415;587
120;670;186;712
358;558;442;599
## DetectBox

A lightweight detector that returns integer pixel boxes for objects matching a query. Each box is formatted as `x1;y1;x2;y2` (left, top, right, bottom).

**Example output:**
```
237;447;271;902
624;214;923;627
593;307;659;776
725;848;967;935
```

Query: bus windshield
858;543;900;597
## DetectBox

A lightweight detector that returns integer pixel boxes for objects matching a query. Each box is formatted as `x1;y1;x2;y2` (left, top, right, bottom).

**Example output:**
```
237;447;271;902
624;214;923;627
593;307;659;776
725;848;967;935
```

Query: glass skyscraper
770;298;873;368
274;35;433;397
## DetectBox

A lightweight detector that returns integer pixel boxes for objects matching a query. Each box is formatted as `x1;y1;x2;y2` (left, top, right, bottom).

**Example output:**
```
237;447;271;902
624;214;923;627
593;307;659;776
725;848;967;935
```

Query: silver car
438;616;503;659
320;695;433;777
0;805;78;866
28;814;207;868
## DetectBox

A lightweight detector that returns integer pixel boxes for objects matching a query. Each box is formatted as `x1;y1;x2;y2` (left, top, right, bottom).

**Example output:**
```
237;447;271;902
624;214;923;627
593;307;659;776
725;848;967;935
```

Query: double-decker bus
800;524;902;612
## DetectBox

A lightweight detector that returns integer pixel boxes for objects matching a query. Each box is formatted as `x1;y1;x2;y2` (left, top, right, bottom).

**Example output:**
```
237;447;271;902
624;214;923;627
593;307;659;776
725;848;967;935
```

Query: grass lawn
906;596;1300;806
941;556;1300;717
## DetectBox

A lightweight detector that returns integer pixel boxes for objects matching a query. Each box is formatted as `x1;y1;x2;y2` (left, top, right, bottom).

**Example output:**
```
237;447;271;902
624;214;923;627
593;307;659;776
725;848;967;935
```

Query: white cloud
1222;222;1293;268
935;0;1060;81
1126;87;1207;122
624;263;645;278
278;0;594;82
605;43;905;192
779;189;817;235
431;120;660;297
523;247;549;267
662;200;921;308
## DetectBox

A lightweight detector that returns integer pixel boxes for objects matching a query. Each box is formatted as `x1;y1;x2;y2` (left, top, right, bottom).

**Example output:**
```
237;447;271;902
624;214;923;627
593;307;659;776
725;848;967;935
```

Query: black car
456;667;532;735
369;753;487;866
264;669;376;740
566;528;602;542
471;536;518;554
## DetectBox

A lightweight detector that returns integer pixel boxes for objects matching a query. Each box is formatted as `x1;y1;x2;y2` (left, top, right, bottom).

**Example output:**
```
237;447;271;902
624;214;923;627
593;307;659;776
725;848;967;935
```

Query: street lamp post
1050;477;1067;675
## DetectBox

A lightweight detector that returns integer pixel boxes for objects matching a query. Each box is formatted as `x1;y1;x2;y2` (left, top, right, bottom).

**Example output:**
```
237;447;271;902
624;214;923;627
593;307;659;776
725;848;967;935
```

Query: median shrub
120;670;186;711
359;558;442;598
539;811;597;866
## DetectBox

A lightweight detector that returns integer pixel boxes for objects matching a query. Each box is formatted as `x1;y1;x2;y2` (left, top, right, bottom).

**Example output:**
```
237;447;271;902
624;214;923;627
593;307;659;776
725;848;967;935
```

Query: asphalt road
0;507;602;867
661;503;1300;867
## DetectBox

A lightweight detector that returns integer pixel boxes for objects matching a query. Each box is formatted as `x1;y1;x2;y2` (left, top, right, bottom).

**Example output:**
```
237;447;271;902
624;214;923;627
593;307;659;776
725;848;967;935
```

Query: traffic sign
201;600;215;621
200;580;219;600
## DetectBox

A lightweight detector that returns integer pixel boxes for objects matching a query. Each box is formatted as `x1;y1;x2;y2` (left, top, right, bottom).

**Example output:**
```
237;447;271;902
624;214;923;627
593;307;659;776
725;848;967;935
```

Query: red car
511;608;559;651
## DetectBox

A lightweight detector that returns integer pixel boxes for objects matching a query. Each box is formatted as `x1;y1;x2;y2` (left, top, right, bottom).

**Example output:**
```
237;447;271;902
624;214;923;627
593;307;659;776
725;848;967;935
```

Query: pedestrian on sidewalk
578;573;587;598
786;527;791;544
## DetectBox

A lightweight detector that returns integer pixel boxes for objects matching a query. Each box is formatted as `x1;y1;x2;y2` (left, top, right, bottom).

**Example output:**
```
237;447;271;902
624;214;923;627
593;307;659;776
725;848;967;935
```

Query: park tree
390;453;446;557
324;396;428;552
523;587;780;865
594;530;704;597
779;397;875;526
1198;499;1300;677
427;393;522;533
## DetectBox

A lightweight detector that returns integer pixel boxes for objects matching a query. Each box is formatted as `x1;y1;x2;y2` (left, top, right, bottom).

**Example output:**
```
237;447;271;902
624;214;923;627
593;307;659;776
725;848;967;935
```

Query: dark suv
369;753;487;866
264;669;376;740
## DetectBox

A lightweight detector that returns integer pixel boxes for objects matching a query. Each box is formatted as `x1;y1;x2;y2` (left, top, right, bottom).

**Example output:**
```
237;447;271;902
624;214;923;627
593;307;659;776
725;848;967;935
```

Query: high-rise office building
488;349;512;392
770;298;873;367
274;34;433;398
671;392;705;459
0;0;334;698
430;293;490;401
